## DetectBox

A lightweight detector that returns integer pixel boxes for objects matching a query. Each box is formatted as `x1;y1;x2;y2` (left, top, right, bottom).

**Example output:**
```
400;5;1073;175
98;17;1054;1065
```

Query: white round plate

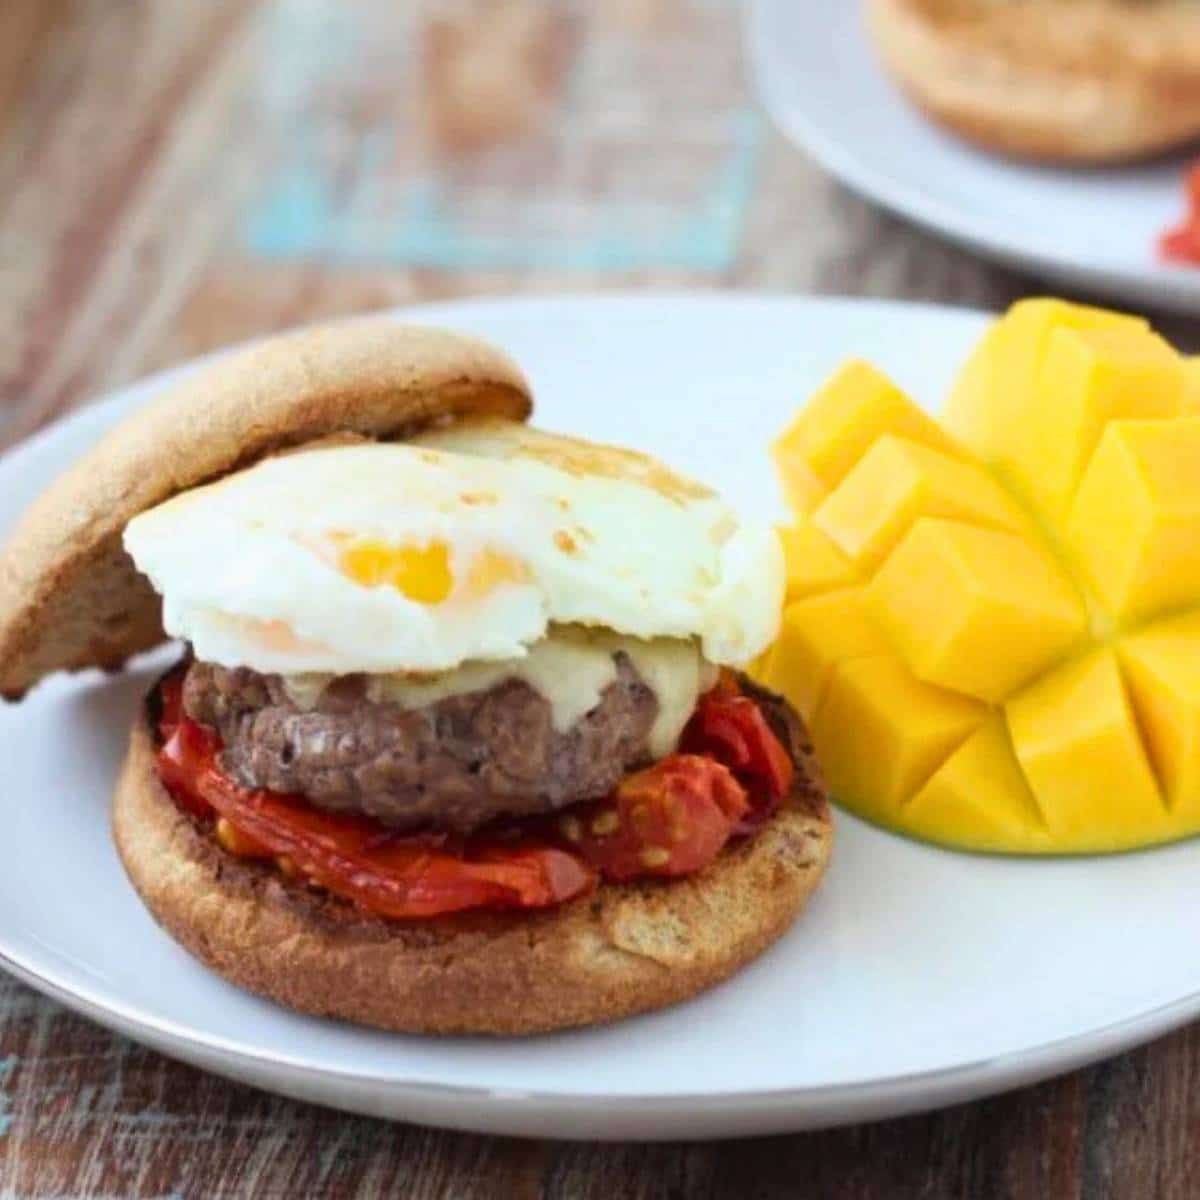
747;0;1200;315
5;294;1200;1142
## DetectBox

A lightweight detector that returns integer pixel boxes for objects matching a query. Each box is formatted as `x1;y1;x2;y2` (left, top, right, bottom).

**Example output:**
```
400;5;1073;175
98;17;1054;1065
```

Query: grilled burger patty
182;655;659;832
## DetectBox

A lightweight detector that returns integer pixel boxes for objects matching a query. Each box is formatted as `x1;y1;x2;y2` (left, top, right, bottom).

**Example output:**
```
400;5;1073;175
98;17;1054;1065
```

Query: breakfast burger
0;320;832;1034
866;0;1200;163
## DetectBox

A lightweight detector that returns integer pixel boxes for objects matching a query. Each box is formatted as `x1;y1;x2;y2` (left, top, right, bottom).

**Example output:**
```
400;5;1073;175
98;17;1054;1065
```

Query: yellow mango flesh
812;435;1024;573
1186;359;1200;410
777;517;856;602
908;715;1049;853
761;296;1200;854
944;298;1145;473
772;360;960;512
1017;324;1183;526
811;654;985;819
1067;418;1200;625
758;588;889;722
1006;650;1164;849
867;518;1086;703
1120;613;1200;819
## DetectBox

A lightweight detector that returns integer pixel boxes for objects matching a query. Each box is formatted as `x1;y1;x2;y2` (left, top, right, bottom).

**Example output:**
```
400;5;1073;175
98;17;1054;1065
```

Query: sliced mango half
761;298;1200;853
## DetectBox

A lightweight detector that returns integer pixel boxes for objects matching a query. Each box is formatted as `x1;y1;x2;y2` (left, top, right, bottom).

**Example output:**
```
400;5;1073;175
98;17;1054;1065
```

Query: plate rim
4;289;1196;1134
744;0;1200;314
4;908;1200;1124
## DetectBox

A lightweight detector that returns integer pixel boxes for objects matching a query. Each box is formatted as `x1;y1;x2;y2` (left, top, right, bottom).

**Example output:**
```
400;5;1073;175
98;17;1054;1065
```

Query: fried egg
123;419;784;675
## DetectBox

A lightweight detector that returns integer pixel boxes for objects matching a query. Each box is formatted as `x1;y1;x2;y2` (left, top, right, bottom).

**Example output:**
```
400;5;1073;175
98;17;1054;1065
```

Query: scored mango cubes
908;716;1048;853
776;517;856;601
810;654;985;819
760;297;1200;854
867;518;1086;704
944;298;1146;476
772;360;961;513
1007;650;1164;849
1067;418;1200;624
759;588;888;722
1018;324;1184;522
812;435;1025;572
1120;613;1200;819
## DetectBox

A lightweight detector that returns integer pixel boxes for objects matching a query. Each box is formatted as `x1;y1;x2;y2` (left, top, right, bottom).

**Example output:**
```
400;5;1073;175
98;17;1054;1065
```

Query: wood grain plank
2;966;1198;1200
0;0;69;140
0;0;258;448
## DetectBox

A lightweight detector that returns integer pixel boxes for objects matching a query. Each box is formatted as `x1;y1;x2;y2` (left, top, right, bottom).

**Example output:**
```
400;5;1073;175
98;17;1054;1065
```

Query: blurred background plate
746;0;1200;315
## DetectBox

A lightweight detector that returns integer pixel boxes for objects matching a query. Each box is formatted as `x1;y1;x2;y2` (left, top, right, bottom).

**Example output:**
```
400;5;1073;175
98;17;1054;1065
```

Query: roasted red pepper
193;770;594;918
157;672;593;917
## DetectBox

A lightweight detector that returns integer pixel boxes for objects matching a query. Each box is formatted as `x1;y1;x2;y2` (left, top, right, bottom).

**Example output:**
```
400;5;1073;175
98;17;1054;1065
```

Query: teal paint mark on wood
242;108;762;271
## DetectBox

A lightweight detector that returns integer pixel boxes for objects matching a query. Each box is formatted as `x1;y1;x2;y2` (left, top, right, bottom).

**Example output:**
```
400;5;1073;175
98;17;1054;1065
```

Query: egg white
122;420;784;675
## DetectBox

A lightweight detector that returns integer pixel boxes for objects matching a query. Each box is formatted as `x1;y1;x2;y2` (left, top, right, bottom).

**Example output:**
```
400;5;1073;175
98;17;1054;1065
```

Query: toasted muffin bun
113;680;833;1035
0;320;531;700
866;0;1200;163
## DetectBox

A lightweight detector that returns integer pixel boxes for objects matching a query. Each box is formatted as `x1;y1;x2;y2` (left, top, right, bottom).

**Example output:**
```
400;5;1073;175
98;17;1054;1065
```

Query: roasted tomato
564;754;749;881
681;674;794;828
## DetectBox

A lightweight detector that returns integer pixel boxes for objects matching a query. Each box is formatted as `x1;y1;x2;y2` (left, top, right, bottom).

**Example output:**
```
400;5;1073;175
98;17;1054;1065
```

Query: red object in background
1160;162;1200;266
154;667;794;920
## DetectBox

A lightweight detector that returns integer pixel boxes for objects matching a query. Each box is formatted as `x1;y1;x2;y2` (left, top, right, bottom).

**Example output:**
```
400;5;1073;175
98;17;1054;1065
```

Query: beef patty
182;655;659;832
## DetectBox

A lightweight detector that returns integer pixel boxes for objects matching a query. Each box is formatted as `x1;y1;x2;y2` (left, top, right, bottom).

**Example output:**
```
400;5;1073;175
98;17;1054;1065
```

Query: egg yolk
338;540;454;604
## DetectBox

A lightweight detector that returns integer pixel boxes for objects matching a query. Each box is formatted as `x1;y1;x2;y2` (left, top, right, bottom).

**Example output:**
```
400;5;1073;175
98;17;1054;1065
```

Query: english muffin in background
866;0;1200;163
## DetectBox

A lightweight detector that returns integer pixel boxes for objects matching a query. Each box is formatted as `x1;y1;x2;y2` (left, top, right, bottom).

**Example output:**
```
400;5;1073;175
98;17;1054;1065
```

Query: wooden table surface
2;1;1199;1195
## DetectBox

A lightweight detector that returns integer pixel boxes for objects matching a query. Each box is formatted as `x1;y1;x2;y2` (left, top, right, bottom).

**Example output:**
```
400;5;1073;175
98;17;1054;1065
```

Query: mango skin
761;298;1200;855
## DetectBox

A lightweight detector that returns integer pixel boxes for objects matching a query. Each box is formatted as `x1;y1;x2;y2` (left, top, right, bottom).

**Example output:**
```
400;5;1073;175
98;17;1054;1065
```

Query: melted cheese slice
281;627;716;760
